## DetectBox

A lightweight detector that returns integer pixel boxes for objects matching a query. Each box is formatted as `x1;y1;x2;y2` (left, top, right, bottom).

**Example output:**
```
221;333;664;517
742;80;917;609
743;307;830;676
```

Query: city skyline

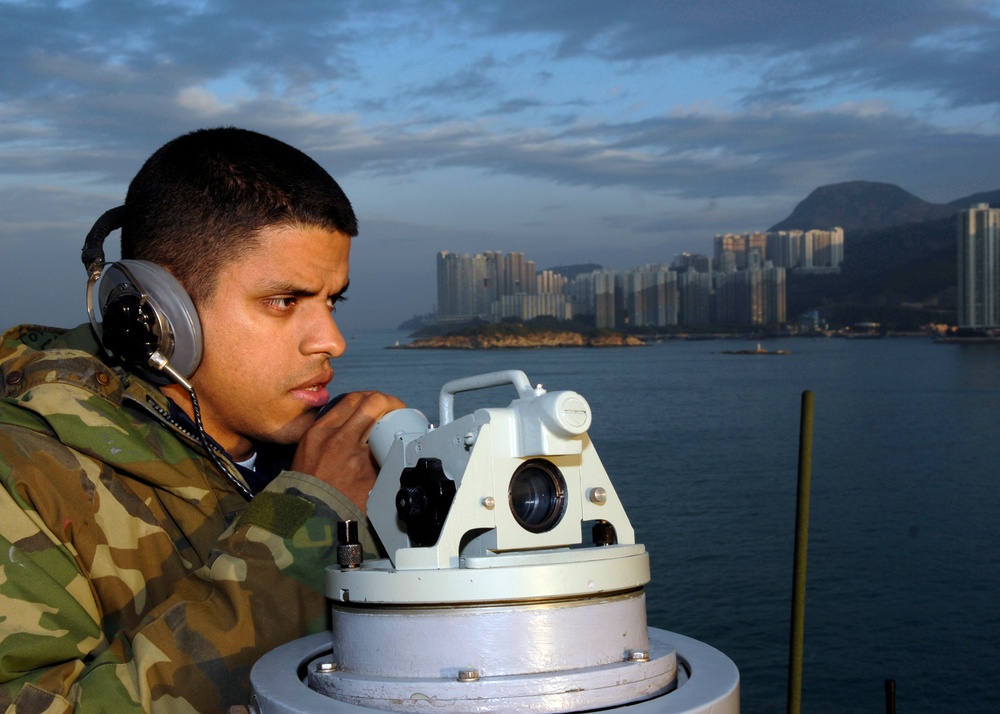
2;2;999;330
435;246;791;329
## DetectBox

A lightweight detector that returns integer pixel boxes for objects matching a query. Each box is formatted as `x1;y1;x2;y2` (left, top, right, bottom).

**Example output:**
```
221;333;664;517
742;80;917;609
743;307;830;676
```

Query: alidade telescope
250;370;739;713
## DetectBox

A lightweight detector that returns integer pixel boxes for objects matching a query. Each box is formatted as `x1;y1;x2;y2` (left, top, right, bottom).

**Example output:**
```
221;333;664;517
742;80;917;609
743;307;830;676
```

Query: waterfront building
594;270;623;329
436;251;480;321
763;265;787;324
536;269;568;295
494;293;572;322
626;264;678;327
794;228;844;274
713;264;786;325
677;268;713;325
503;252;536;296
958;203;1000;328
567;271;597;318
765;231;801;269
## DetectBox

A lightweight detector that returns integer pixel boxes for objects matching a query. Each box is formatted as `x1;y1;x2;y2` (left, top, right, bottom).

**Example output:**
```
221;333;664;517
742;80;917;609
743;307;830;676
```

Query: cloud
1;0;999;329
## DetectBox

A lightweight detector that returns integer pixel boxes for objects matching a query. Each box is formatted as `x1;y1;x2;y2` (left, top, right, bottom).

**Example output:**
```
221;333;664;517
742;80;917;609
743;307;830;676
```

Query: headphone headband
82;205;126;278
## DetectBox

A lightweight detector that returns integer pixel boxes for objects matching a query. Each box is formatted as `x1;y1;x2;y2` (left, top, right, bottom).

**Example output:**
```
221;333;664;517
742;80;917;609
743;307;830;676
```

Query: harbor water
331;331;1000;714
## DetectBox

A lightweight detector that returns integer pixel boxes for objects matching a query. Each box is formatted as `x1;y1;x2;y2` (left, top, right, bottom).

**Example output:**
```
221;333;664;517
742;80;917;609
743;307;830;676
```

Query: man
0;128;404;712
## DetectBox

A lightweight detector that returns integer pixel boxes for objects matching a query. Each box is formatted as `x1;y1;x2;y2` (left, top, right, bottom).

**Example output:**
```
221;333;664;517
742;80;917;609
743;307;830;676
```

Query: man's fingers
313;391;405;442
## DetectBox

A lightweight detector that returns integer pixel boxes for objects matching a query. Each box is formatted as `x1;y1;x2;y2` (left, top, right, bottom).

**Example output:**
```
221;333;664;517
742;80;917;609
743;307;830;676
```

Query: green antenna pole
788;390;814;714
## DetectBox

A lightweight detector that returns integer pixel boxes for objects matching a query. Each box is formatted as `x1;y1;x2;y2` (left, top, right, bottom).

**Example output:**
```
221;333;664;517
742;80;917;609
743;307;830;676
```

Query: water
333;331;1000;713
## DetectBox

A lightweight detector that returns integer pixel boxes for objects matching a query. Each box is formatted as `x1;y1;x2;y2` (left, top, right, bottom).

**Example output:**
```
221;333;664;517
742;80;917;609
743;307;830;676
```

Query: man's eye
268;297;296;310
328;295;348;313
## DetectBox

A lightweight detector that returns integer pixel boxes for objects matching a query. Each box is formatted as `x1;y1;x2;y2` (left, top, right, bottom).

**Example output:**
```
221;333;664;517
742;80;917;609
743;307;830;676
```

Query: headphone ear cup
98;260;203;378
101;288;161;366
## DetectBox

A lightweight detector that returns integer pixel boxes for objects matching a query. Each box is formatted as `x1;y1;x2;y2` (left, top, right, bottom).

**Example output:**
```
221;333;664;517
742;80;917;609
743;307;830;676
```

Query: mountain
948;189;1000;208
768;180;956;233
771;180;998;328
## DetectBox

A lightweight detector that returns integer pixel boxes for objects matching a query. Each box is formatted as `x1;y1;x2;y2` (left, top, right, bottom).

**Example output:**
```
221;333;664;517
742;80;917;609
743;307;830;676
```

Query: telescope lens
509;460;567;533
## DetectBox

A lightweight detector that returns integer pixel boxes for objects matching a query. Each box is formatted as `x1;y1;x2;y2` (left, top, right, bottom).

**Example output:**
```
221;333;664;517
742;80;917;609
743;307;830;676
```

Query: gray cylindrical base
311;589;671;713
329;589;651;678
250;628;739;714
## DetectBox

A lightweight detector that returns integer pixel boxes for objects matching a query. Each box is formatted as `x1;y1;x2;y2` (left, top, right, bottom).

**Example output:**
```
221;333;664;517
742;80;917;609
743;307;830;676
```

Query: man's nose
304;311;346;359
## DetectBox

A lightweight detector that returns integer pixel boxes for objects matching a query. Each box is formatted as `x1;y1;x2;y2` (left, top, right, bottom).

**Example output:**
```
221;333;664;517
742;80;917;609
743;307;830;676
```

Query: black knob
396;486;428;520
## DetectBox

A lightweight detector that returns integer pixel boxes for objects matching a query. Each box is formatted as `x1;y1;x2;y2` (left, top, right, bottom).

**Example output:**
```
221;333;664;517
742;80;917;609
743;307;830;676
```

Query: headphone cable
150;352;255;501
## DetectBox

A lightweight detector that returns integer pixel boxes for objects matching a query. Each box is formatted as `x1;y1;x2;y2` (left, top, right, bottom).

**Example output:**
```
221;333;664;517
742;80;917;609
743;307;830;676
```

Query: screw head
457;668;480;682
626;649;650;662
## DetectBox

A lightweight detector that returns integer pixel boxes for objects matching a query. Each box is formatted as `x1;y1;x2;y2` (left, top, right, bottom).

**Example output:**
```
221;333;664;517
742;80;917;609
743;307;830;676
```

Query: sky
2;0;999;331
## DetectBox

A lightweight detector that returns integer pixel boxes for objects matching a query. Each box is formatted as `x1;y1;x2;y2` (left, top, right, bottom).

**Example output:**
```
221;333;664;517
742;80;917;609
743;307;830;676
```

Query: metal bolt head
316;661;339;673
457;668;480;682
589;487;608;505
626;649;650;662
481;496;495;510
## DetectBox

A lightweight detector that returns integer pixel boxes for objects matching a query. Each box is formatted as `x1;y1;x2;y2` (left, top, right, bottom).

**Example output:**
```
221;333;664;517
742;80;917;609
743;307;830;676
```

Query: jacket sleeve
0;431;376;713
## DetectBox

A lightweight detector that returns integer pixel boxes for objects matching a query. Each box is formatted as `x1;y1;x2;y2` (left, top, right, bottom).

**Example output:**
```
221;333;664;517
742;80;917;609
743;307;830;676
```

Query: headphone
82;206;256;499
82;206;203;384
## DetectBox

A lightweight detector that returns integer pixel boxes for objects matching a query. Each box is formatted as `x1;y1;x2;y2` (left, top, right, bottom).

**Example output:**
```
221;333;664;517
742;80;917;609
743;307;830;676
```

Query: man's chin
255;415;313;447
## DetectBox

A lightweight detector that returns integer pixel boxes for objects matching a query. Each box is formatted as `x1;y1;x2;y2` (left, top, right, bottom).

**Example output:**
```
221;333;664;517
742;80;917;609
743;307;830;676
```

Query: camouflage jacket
0;324;379;713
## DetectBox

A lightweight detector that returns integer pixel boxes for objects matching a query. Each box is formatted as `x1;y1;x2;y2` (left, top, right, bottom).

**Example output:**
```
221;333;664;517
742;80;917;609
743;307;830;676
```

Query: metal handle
438;370;539;425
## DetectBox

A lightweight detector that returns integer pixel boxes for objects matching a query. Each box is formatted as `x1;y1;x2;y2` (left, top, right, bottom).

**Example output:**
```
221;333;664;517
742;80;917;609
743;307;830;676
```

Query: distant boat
837;322;883;338
722;342;790;355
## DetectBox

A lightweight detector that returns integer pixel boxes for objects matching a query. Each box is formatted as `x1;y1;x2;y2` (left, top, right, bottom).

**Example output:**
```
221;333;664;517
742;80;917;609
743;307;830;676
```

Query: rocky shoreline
396;330;644;349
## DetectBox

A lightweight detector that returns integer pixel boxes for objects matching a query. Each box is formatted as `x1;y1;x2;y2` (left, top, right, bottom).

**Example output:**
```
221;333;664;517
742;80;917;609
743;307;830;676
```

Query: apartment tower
957;204;1000;328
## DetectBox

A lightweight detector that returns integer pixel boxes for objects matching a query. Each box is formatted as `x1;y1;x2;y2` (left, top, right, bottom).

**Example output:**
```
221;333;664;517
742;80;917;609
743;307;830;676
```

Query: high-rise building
793;228;843;273
436;251;477;321
593;270;622;329
626;264;678;327
714;233;744;270
437;250;565;323
536;269;568;295
762;265;787;324
677;269;713;325
958;204;1000;328
713;264;786;325
567;272;597;318
436;251;502;321
496;293;571;322
503;252;536;296
746;232;768;267
765;231;800;269
672;252;712;274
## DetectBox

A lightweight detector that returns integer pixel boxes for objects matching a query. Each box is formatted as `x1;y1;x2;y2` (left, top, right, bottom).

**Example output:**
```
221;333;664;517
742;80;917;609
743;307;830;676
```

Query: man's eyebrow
259;279;350;298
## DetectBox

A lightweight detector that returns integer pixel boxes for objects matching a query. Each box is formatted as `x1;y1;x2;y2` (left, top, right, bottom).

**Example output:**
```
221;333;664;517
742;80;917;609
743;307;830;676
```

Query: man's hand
291;391;405;511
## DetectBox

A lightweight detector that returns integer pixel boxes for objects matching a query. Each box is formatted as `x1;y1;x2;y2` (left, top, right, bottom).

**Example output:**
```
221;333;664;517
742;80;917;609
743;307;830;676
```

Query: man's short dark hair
121;127;357;305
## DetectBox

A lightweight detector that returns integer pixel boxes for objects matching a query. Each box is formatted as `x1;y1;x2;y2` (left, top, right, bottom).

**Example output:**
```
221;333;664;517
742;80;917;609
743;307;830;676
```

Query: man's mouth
291;376;332;408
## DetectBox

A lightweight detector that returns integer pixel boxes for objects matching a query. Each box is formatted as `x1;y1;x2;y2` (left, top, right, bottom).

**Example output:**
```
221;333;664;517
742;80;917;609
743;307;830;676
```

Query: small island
396;324;644;350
